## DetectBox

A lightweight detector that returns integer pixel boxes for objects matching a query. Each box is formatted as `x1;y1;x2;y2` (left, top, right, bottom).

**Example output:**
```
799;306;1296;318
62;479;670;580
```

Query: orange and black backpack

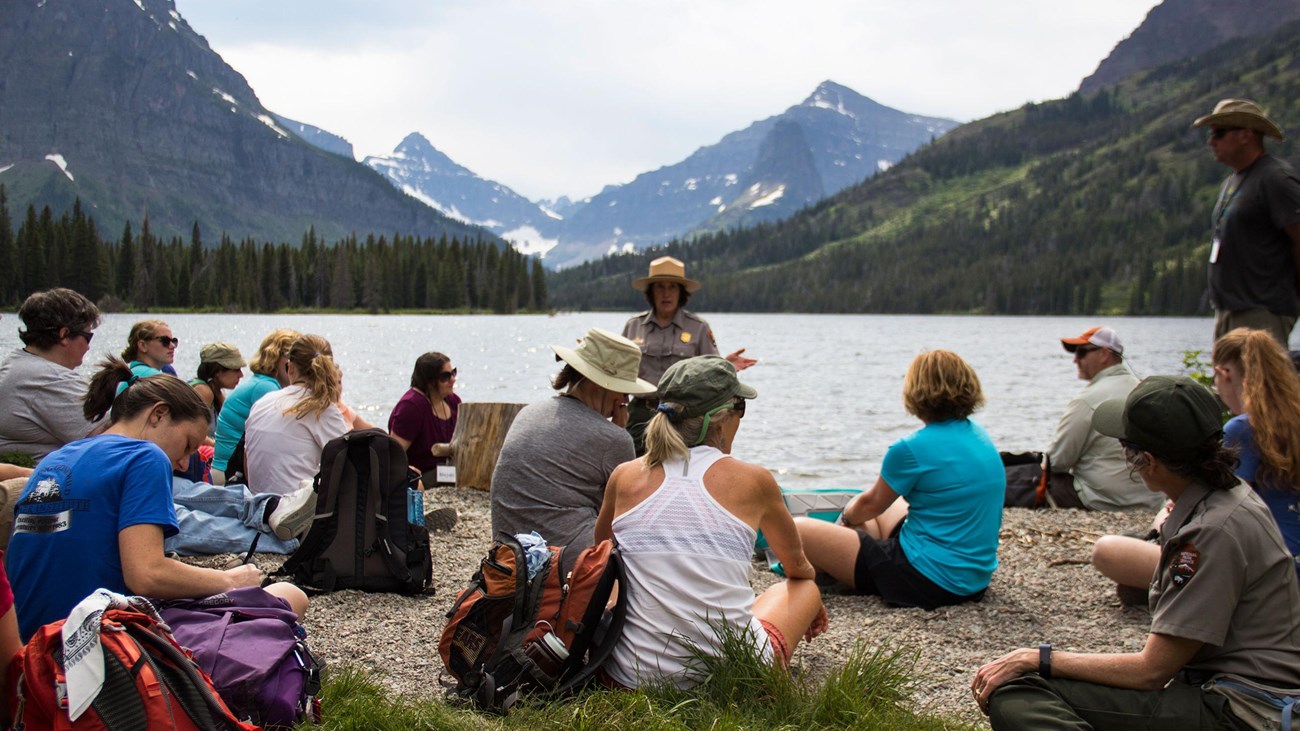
7;606;261;731
439;533;627;714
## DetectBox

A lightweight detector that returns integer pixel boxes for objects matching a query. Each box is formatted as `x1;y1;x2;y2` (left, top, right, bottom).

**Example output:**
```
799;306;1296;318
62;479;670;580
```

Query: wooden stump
441;402;525;491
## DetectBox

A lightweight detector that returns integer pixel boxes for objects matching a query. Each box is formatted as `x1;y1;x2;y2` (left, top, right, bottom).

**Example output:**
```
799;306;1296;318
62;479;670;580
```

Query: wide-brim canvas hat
1061;326;1123;356
1092;375;1223;461
199;341;246;369
657;355;758;419
552;328;656;395
1192;98;1285;141
631;256;701;293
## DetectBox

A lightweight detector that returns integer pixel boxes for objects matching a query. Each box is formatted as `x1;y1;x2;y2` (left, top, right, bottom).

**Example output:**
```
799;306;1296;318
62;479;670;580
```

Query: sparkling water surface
1;312;1214;489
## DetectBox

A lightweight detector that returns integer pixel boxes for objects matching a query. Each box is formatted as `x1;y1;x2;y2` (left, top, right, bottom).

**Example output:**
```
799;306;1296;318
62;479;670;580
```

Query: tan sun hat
199;341;247;370
631;256;701;293
551;328;656;395
1192;98;1285;141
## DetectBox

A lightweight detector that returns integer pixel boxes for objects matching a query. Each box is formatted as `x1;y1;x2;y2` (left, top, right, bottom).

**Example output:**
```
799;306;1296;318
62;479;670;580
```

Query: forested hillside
0;188;546;314
548;21;1300;315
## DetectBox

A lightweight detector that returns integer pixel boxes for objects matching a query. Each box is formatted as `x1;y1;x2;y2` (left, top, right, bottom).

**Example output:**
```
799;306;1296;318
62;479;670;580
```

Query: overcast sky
174;0;1161;201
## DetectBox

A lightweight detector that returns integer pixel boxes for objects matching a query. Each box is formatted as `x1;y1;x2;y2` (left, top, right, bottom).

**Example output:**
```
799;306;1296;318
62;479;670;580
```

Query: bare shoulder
708;456;778;495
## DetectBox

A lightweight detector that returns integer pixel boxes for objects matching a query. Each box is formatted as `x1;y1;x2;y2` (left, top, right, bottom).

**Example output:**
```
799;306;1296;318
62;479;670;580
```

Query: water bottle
523;631;570;684
407;488;425;527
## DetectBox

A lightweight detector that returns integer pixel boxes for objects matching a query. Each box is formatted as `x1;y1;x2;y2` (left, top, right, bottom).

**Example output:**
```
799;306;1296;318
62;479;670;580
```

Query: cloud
176;0;1158;200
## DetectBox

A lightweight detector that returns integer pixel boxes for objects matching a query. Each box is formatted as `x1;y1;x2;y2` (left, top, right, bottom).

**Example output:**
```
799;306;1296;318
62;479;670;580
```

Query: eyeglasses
437;368;458;382
152;336;180;347
1209;127;1242;140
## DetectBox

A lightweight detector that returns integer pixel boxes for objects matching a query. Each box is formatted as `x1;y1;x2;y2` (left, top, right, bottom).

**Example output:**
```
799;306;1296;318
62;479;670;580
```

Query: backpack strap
121;621;250;731
554;543;630;695
278;440;348;583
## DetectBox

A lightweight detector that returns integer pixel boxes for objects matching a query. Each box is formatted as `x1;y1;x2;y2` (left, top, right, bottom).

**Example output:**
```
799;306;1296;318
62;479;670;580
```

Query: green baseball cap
1092;375;1223;460
657;355;757;419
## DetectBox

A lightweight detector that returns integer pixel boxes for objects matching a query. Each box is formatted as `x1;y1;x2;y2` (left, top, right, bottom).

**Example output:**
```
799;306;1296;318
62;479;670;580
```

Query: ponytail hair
1213;328;1300;488
284;334;341;419
85;357;210;426
121;320;168;361
642;402;735;469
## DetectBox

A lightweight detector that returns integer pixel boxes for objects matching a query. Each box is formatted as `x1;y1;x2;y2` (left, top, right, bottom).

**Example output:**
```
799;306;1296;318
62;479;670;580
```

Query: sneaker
424;506;458;533
268;483;318;540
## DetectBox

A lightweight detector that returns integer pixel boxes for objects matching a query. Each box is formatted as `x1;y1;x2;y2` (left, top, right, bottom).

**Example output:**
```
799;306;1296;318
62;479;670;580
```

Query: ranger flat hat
1192;98;1285;141
552;327;655;395
632;256;701;293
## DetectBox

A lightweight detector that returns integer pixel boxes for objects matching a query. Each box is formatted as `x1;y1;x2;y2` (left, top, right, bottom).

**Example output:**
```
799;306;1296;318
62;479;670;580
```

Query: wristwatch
1039;643;1052;679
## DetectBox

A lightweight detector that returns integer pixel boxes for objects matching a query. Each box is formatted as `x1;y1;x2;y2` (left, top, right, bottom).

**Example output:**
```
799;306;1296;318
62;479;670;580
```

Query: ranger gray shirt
621;309;718;397
0;348;91;460
1208;154;1300;316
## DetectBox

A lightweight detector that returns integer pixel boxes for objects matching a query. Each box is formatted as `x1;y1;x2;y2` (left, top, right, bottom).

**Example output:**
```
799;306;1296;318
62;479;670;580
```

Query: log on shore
442;402;525;491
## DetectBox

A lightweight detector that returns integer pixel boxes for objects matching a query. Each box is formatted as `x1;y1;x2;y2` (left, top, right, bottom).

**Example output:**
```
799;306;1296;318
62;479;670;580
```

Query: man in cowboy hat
622;256;756;455
1192;98;1300;345
1045;326;1161;511
490;328;655;569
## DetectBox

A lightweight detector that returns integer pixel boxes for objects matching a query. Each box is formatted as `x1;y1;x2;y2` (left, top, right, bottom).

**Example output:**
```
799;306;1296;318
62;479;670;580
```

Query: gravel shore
201;487;1154;728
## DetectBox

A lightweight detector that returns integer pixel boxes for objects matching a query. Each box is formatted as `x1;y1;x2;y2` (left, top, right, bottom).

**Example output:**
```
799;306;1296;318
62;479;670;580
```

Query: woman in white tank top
596;355;827;689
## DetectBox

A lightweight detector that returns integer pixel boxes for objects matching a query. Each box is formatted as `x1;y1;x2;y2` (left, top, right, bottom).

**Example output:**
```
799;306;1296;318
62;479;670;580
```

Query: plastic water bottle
523;631;570;683
407;488;425;527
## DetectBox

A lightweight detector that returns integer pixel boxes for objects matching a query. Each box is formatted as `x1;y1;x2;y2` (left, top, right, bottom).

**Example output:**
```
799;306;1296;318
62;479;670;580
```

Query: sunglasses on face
437;368;458;383
152;336;180;347
1073;346;1099;358
733;398;746;418
52;327;94;343
1209;127;1242;140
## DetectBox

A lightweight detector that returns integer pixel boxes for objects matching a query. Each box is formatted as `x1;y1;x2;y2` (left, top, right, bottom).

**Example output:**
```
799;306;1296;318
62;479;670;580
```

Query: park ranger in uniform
621;256;755;455
974;376;1300;730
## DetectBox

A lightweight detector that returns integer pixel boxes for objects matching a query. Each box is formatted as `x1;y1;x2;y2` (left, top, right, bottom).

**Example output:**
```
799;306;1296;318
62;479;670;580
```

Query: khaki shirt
622;309;718;397
1047;362;1162;511
1149;479;1300;685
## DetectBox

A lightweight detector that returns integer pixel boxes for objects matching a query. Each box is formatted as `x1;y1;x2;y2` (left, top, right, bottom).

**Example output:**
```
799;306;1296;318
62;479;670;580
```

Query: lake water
0;312;1216;488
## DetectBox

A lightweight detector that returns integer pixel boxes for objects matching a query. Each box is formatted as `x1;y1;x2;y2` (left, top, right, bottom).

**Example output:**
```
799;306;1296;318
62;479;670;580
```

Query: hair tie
656;403;680;421
126;373;140;386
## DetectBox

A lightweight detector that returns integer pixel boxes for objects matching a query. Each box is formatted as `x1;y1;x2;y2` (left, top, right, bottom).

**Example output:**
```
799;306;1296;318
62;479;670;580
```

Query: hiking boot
268;483;318;540
425;506;458;533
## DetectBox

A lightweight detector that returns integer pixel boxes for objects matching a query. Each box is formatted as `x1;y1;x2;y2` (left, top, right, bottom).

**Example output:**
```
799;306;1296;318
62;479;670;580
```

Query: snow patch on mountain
45;154;73;181
257;114;289;138
749;186;785;209
503;225;559;257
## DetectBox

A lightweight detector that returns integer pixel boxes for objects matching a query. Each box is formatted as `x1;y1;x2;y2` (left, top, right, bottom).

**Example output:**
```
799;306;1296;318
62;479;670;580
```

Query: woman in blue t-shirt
5;360;307;641
796;350;1004;609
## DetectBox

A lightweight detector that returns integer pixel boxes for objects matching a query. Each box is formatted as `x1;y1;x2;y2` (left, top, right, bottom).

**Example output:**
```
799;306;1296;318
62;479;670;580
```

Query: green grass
303;633;980;731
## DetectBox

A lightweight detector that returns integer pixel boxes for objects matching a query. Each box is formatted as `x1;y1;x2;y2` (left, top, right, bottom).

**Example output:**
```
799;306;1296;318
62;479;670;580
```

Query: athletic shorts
853;529;986;610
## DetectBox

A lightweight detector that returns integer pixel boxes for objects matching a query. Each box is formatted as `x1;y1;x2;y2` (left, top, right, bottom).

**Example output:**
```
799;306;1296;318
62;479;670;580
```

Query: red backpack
440;533;627;714
7;607;262;731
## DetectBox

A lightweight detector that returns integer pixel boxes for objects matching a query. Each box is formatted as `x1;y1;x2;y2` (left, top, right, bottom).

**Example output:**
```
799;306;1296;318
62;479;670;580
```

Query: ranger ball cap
657;355;757;419
1092;375;1223;461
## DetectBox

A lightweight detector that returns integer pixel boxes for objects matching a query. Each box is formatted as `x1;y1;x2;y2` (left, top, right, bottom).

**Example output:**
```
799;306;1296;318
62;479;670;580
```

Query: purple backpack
160;587;323;728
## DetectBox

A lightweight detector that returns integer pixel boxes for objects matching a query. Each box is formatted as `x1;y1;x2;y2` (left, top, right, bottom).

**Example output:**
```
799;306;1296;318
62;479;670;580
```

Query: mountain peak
801;80;886;119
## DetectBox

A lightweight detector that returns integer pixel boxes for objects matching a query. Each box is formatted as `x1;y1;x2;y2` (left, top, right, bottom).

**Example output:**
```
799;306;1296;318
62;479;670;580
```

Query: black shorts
853;528;987;610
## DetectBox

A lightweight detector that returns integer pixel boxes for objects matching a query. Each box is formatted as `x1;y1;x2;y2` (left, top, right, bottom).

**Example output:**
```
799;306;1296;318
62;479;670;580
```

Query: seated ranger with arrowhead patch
974;376;1300;730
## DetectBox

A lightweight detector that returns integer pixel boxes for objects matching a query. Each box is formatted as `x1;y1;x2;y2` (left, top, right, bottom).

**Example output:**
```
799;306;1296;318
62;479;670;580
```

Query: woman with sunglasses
388;352;460;482
597;355;826;688
1093;328;1300;596
796;350;1004;609
0;288;99;461
121;320;179;379
244;334;372;496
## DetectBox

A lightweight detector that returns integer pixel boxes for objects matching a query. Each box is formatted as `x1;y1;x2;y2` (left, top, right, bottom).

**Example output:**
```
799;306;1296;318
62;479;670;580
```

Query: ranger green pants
989;674;1247;731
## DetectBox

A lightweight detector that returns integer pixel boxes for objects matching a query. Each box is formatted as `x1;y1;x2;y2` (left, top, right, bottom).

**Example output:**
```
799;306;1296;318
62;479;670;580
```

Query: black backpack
278;428;433;594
